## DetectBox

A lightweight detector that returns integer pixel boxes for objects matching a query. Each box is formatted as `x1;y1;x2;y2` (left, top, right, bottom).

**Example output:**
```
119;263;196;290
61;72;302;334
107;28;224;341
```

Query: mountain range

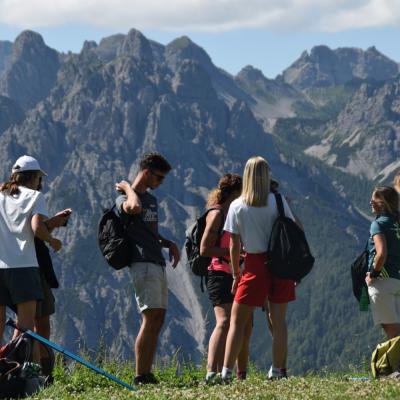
1;29;398;373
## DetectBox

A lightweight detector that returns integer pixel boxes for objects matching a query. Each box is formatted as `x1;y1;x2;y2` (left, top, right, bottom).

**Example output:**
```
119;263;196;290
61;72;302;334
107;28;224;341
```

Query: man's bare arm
115;181;142;215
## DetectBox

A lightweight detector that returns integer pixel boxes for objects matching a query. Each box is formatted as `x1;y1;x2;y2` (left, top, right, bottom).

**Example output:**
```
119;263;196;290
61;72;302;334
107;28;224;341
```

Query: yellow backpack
371;336;400;378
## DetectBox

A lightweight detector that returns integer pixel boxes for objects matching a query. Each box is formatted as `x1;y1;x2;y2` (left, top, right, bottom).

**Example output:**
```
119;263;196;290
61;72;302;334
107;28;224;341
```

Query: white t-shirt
0;186;48;269
224;193;295;254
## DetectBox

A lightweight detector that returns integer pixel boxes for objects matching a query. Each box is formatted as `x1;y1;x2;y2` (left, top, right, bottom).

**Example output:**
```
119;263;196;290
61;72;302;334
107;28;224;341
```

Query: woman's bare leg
223;302;254;370
17;301;40;363
207;303;232;373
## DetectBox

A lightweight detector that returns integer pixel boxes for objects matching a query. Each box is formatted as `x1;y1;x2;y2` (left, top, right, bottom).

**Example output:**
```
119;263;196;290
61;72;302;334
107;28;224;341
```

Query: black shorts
7;271;55;318
207;270;234;307
0;267;43;306
36;272;55;318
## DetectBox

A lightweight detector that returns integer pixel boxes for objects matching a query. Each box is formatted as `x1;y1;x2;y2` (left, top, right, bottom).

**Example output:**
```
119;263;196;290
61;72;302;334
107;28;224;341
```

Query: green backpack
371;336;400;378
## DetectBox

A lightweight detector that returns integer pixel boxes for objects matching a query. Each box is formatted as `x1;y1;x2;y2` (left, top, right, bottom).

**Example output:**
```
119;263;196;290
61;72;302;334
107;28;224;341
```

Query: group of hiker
200;158;300;383
1;151;400;387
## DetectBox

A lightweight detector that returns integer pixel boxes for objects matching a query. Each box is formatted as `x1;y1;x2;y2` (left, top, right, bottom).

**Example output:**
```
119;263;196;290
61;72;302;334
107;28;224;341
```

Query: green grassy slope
29;361;400;400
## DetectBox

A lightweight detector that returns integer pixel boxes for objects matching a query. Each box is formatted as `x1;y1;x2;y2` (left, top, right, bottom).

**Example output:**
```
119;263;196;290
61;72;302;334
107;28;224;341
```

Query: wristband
370;269;381;278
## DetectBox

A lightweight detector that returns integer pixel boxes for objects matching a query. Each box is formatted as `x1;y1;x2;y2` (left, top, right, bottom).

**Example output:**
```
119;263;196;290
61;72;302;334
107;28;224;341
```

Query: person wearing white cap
0;155;62;363
11;155;48;176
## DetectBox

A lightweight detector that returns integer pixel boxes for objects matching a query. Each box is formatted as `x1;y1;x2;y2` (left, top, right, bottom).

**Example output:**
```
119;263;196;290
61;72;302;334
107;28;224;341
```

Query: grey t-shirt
115;191;165;266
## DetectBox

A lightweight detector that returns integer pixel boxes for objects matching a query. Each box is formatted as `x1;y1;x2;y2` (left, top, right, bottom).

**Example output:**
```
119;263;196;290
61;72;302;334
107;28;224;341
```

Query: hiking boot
20;362;41;379
237;370;247;380
133;373;159;385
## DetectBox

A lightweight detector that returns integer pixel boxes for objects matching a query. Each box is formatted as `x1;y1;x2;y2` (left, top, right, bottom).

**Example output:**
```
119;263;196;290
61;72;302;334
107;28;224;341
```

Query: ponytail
0;171;40;195
0;174;20;195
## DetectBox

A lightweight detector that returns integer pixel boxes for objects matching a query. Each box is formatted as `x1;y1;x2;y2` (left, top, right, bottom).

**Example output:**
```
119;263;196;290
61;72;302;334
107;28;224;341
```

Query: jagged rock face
0;95;24;134
0;41;12;75
235;65;315;128
305;79;400;179
117;29;154;63
0;31;60;110
282;45;399;90
171;59;216;100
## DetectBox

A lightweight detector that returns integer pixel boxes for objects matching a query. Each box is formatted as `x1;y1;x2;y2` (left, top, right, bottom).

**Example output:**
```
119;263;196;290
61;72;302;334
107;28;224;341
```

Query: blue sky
1;1;399;79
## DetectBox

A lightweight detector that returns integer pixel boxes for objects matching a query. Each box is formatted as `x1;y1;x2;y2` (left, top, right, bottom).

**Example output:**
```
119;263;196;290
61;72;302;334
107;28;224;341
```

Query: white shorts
129;262;168;312
368;278;400;325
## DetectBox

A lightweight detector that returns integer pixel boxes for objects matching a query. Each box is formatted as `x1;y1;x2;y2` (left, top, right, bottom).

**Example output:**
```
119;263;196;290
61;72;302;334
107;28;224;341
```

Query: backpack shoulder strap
274;193;285;218
206;207;225;234
112;203;133;230
203;207;226;264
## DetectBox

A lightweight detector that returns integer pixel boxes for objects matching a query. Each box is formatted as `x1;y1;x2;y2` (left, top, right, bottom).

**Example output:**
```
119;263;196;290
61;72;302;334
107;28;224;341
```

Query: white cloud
0;0;399;32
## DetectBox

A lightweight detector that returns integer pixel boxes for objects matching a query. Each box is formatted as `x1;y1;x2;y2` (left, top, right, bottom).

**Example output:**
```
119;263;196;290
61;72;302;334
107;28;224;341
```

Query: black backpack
0;334;32;364
266;193;315;281
0;334;41;399
98;205;132;270
0;358;28;399
35;238;59;288
184;208;224;278
350;245;369;301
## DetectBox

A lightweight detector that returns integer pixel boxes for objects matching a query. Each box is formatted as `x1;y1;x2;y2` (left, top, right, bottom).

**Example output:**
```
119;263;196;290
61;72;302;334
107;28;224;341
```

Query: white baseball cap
11;155;47;176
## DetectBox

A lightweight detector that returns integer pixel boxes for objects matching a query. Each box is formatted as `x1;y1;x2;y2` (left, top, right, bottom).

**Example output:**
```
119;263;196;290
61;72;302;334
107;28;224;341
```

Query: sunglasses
151;171;165;182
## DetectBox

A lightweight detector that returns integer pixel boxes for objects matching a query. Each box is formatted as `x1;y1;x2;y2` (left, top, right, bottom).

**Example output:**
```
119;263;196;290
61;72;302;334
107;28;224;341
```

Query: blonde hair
241;156;270;207
394;171;400;193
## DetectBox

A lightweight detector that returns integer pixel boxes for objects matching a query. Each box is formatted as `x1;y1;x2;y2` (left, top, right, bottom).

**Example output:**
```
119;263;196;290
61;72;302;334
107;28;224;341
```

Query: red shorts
234;253;296;307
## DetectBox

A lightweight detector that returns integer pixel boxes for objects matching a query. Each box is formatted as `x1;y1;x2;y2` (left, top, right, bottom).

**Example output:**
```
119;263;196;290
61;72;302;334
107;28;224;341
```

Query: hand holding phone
53;209;72;227
61;209;72;226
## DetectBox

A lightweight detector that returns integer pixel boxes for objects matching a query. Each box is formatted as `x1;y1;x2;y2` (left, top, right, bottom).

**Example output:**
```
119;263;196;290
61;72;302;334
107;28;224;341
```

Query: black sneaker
134;373;159;385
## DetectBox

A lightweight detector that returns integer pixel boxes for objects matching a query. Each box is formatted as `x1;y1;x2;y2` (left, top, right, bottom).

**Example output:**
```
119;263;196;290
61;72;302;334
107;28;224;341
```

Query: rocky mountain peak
282;45;399;90
0;30;60;110
81;40;98;53
117;28;153;62
165;36;212;72
236;65;266;82
12;30;48;62
309;45;335;60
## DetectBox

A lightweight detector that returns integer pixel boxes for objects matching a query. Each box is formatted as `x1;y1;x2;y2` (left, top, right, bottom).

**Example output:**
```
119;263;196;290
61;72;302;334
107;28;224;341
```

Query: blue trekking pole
6;319;137;392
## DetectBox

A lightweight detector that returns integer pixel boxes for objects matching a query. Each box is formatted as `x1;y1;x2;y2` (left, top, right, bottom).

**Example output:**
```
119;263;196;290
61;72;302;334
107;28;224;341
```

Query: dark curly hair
139;152;172;173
